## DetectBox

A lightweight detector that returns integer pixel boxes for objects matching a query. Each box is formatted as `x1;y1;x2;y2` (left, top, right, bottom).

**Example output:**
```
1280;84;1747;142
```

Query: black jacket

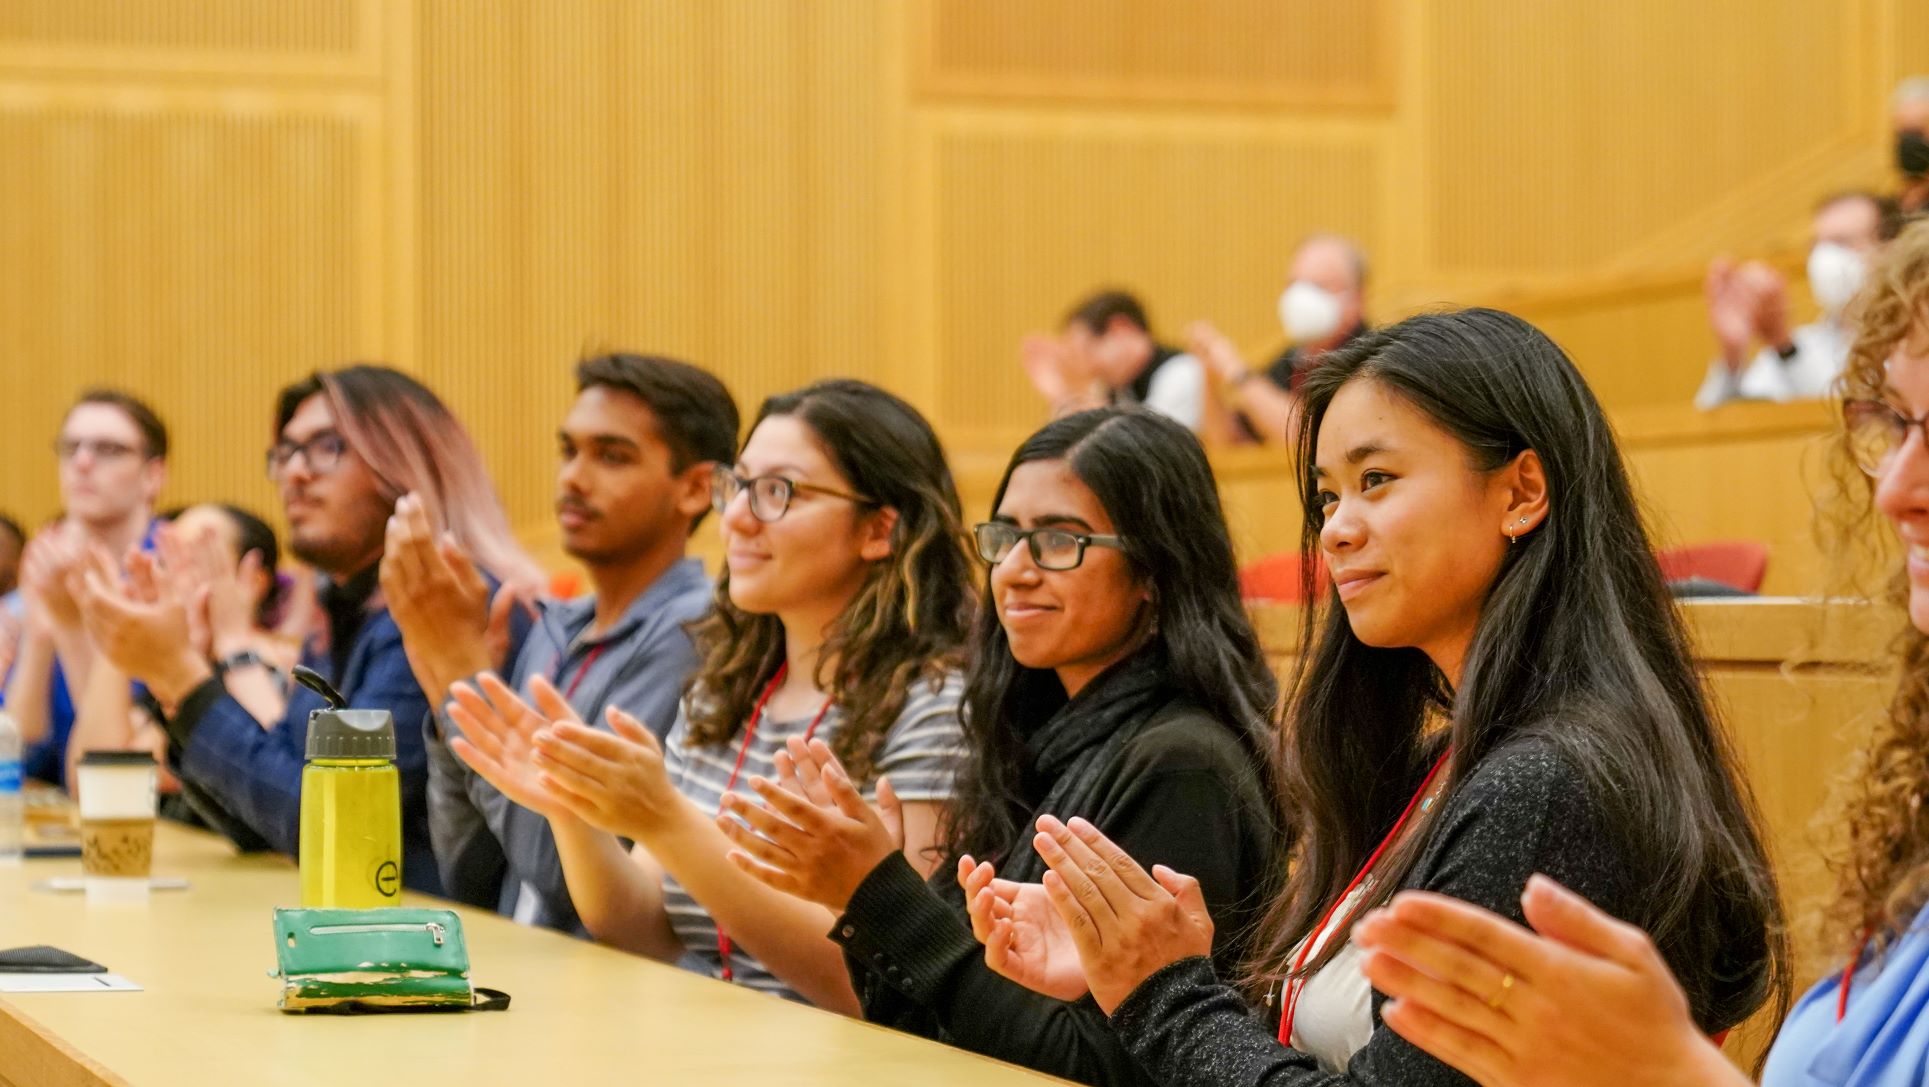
832;656;1281;1086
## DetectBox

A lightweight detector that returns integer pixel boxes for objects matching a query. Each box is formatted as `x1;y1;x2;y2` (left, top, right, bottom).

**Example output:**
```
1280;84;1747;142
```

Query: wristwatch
215;648;268;676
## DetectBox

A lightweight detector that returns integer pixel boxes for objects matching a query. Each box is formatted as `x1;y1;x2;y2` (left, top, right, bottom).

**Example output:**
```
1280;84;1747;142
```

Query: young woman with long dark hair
991;308;1786;1084
447;379;975;1011
715;407;1287;1085
1344;219;1929;1087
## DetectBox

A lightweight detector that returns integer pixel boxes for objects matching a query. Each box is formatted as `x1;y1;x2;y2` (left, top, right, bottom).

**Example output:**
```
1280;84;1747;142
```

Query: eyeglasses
973;522;1126;571
54;438;144;463
266;431;348;480
711;470;874;523
1843;398;1929;477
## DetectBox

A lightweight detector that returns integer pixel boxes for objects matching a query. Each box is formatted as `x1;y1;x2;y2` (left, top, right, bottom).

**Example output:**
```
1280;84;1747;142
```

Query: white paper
0;973;142;993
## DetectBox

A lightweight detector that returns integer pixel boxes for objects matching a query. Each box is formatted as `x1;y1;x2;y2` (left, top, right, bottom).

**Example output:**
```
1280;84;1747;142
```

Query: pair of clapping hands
438;670;911;909
436;666;1220;1007
68;521;267;701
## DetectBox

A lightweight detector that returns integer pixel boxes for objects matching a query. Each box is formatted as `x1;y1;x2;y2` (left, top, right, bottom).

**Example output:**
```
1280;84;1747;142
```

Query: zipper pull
427;922;446;946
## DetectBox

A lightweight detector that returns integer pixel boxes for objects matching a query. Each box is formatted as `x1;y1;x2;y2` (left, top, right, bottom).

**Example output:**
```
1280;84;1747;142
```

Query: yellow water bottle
295;668;402;908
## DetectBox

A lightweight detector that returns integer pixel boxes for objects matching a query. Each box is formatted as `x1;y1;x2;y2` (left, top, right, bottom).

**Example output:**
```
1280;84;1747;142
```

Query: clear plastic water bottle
0;706;24;866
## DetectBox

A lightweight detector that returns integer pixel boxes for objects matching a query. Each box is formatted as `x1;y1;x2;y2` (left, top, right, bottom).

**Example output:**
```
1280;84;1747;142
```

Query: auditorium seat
1239;552;1325;603
1655;540;1769;594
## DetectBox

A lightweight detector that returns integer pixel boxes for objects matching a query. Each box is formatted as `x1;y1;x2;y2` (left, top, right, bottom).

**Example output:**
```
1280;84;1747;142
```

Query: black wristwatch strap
215;649;267;676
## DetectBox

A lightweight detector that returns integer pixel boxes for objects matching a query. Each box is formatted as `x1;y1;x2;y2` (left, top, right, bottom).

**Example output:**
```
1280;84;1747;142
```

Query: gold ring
1486;971;1514;1011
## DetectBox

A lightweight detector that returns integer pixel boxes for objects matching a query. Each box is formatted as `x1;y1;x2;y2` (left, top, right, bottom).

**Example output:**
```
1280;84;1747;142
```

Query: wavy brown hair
681;380;976;785
1825;216;1929;960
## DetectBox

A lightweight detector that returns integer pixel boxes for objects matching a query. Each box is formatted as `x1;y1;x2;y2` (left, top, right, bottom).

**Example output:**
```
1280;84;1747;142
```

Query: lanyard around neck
716;661;833;983
1279;748;1453;1046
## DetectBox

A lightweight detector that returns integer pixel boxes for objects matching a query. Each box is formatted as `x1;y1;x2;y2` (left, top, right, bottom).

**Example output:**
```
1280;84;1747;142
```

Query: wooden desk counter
1;826;1068;1087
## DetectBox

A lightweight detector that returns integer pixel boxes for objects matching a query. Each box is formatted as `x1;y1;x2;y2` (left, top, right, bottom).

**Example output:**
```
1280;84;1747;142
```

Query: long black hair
944;407;1284;867
1249;307;1786;1032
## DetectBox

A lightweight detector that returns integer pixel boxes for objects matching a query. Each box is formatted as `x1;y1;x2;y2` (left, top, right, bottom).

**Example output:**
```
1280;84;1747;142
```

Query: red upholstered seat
1654;541;1768;594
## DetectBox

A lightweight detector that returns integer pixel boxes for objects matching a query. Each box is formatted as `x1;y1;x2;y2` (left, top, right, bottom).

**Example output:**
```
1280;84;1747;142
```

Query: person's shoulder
1449;733;1594;820
887;668;967;731
1120;698;1259;775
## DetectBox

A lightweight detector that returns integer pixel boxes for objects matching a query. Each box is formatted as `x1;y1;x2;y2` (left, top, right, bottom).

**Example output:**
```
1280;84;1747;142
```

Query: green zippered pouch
271;907;509;1013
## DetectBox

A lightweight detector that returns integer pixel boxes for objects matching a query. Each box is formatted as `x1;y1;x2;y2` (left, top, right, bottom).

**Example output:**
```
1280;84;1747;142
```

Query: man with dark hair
3;389;168;787
73;366;534;897
1697;190;1902;409
1019;289;1207;431
389;352;736;930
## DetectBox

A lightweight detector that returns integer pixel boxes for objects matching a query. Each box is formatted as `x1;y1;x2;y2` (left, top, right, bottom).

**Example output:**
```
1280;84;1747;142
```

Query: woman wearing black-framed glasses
718;406;1287;1085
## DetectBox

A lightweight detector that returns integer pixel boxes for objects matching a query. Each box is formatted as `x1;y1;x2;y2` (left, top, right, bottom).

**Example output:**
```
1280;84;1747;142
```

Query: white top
1287;882;1377;1072
1694;319;1850;410
1139;353;1207;430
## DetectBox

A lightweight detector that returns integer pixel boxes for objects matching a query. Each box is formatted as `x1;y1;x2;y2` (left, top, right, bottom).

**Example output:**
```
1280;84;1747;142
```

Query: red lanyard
1280;748;1453;1046
553;643;608;703
1836;929;1871;1022
716;662;833;982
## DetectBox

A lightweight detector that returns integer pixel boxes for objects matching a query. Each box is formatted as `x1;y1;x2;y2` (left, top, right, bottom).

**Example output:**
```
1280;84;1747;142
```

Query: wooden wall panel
0;0;1918;555
1426;0;1855;275
0;88;380;531
414;0;890;536
918;0;1392;109
0;1;355;52
929;116;1380;433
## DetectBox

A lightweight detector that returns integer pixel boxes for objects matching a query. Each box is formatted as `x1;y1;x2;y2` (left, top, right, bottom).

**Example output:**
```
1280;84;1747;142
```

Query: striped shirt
660;670;967;999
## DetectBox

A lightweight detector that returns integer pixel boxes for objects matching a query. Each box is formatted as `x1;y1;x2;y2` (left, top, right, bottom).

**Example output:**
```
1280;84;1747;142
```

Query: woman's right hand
959;855;1091;1002
1352;875;1747;1087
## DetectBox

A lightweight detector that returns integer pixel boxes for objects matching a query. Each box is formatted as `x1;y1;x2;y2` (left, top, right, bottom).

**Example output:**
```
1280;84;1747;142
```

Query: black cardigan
1106;735;1769;1086
831;694;1280;1086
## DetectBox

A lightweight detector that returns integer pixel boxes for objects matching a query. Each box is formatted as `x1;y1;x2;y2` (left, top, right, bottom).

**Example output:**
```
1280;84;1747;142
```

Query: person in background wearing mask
1019;291;1208;433
1894;76;1929;216
1696;190;1901;410
1189;234;1371;445
3;389;168;788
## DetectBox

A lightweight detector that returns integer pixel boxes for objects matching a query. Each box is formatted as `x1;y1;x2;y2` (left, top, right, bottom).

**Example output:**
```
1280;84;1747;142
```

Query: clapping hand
446;672;581;820
1186;320;1250;386
19;526;87;632
1352;876;1743;1087
72;546;210;707
716;736;904;912
381;493;522;702
1031;815;1214;1014
959;855;1089;1001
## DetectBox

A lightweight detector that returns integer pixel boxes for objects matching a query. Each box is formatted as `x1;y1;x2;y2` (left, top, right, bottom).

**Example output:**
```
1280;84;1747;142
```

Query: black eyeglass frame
711;469;876;523
265;430;349;481
972;521;1128;571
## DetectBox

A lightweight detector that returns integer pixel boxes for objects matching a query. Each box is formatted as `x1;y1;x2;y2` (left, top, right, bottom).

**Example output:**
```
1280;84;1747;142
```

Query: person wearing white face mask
1190;234;1371;445
1694;191;1899;410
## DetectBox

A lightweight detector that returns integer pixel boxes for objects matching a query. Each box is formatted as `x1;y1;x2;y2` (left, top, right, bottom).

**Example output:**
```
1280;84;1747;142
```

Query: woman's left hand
717;736;902;912
1032;814;1214;1014
1351;876;1745;1087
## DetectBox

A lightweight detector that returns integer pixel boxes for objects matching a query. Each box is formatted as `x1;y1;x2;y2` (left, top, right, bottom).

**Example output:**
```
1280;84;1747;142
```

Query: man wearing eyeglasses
2;389;168;789
394;354;736;930
73;366;541;896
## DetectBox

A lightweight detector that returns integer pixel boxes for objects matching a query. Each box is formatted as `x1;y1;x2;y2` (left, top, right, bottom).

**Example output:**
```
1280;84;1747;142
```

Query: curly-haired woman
447;379;976;1011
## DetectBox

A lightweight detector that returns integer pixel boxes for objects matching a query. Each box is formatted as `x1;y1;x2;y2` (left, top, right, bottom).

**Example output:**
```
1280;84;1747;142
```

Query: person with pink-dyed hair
74;364;538;894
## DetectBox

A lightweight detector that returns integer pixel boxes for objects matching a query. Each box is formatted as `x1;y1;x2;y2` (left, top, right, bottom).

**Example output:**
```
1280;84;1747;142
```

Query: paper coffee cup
77;751;157;905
